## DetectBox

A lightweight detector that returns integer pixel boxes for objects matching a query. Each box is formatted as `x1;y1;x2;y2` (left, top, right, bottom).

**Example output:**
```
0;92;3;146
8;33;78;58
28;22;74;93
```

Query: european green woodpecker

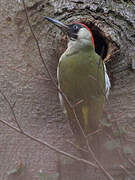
44;17;110;136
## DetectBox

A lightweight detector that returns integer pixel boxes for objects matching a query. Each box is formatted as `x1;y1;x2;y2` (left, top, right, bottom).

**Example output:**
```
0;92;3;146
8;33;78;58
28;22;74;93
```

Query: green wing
58;49;105;134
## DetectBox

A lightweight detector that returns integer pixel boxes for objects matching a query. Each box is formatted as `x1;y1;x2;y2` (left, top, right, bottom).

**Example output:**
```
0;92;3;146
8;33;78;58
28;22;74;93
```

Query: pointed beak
44;16;69;32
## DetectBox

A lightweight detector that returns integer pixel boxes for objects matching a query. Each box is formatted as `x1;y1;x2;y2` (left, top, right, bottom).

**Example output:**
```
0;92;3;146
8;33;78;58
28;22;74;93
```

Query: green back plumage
44;16;107;136
58;47;105;135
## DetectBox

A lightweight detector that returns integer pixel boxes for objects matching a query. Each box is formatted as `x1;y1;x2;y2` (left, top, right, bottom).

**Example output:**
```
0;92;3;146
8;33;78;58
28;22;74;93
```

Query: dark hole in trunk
81;22;108;60
92;30;108;60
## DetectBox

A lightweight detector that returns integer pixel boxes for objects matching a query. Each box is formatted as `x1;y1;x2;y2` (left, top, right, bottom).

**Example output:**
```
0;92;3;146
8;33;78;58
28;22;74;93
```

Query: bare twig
127;158;135;168
0;118;97;168
114;121;125;154
66;139;89;153
73;99;84;107
0;90;23;132
88;74;106;97
120;165;134;177
104;130;124;161
12;100;17;110
86;139;114;180
22;0;57;88
126;139;135;143
86;129;102;138
130;0;135;5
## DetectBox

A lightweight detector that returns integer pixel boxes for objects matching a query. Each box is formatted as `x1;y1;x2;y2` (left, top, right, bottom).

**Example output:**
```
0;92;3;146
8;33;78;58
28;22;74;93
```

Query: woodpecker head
44;16;95;50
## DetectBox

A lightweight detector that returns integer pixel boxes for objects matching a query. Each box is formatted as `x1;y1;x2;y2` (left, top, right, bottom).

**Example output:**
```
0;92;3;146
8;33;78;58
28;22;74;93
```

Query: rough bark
0;0;135;180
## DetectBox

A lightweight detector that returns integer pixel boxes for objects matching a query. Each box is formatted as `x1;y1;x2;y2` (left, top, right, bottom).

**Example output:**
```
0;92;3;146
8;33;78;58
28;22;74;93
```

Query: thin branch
86;139;114;180
22;0;57;88
0;118;97;168
120;165;134;177
88;74;106;97
127;158;135;168
126;139;135;143
12;100;17;110
86;129;102;138
66;139;89;153
73;99;84;108
0;90;23;132
130;0;135;5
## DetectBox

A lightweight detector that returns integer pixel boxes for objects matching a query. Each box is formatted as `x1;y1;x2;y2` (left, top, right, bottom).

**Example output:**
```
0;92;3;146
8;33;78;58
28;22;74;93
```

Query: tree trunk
0;0;135;179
